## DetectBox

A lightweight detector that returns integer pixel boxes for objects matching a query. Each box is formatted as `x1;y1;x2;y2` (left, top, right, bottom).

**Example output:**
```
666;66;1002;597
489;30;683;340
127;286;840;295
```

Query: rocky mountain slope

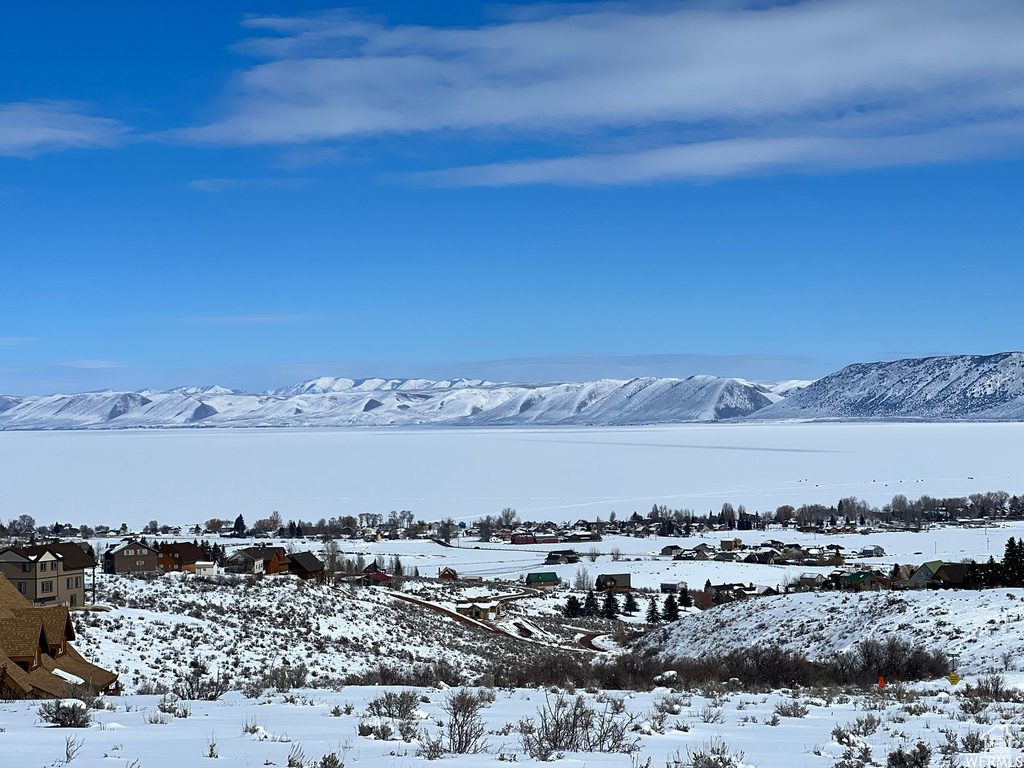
755;352;1024;420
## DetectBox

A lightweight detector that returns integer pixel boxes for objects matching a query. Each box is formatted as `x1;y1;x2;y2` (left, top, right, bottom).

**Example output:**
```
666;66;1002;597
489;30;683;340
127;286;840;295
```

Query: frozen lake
1;422;1021;528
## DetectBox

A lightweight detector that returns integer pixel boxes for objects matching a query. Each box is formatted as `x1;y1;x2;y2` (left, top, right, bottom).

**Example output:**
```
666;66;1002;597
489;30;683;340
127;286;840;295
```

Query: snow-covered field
2;422;1022;529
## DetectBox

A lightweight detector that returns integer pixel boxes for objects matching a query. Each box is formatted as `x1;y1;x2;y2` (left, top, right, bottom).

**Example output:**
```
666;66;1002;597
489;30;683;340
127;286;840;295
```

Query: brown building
0;574;118;698
286;551;325;581
225;545;289;576
0;542;97;608
102;539;160;574
157;542;205;574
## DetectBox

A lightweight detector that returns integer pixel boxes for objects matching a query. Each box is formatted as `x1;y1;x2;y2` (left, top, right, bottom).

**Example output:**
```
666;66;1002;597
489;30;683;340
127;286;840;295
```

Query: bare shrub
773;700;809;718
666;739;749;767
173;658;229;701
518;693;639;759
37;700;91;728
885;741;931;768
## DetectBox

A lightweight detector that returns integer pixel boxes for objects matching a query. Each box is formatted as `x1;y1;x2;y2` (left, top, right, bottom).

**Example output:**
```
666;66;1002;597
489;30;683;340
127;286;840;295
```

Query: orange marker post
878;677;885;689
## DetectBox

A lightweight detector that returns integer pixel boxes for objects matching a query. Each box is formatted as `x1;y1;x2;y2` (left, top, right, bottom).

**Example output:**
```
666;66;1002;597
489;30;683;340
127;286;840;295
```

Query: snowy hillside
0;375;771;430
640;588;1024;675
757;352;1024;420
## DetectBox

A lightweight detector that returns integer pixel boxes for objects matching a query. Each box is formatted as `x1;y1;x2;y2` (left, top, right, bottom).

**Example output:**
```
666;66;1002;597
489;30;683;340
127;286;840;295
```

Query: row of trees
563;590;691;622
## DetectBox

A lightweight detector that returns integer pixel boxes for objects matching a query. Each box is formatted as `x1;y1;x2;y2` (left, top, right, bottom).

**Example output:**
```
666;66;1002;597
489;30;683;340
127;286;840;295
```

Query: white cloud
188;177;313;192
58;360;126;369
177;0;1024;183
0;337;36;346
0;101;129;157
179;314;321;324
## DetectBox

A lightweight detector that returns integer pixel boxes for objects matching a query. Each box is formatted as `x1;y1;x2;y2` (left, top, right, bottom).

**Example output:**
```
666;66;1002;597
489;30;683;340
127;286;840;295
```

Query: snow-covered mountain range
2;352;1023;429
756;351;1024;420
0;375;774;430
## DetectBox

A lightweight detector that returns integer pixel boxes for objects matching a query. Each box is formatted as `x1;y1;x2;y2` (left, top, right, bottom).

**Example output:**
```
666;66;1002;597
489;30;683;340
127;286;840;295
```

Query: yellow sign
947;673;961;686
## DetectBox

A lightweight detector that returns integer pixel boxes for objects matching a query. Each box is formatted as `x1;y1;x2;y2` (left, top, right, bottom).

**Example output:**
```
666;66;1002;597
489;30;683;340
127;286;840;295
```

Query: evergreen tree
704;579;712;592
1004;537;1023;587
678;589;693;609
564;595;582;618
233;514;246;536
662;593;680;622
391;555;404;577
645;597;661;624
602;589;620;620
622;591;639;615
583;590;600;617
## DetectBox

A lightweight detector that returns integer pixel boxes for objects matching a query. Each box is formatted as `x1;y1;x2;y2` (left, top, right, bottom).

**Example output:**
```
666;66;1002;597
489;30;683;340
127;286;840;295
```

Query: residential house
0;574;118;698
194;561;218;577
0;543;96;608
595;573;632;592
157;542;205;574
455;601;502;620
544;550;580;565
660;545;685;557
795;573;827;591
287;551;325;581
525;572;560;591
225;545;288;576
844;571;890;591
934;562;967;588
860;545;886;558
438;567;458;580
720;538;743;551
102;539;159;575
660;580;687;594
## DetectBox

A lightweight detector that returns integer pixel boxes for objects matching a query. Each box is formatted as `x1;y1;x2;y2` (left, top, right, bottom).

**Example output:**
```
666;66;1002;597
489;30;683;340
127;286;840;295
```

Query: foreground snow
3;680;1023;767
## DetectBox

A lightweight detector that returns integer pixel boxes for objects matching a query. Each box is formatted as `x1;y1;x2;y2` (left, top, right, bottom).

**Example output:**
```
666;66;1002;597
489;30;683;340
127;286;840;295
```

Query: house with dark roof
157;542;205;574
0;543;97;607
595;573;632;592
225;545;289;576
287;551;325;581
103;539;159;574
0;574;117;699
544;549;580;565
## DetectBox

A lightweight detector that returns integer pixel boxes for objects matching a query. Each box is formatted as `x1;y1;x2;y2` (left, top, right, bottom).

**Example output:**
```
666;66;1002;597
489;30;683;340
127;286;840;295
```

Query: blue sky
2;0;1024;394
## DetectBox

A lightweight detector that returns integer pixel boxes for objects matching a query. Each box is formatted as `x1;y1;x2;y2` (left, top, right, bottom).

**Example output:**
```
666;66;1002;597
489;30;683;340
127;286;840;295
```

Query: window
21;563;31;573
66;578;73;589
74;576;81;588
70;594;77;606
124;549;133;556
136;560;145;566
17;582;26;594
41;581;54;593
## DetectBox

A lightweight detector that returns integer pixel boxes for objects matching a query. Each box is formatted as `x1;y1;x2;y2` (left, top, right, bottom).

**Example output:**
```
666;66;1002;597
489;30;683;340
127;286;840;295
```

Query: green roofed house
526;572;560;591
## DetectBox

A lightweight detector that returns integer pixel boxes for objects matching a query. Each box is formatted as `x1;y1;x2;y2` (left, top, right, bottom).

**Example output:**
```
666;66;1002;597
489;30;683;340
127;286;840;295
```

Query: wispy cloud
58;360;127;369
0;337;36;346
188;177;313;192
179;314;321;324
178;0;1024;184
0;100;129;157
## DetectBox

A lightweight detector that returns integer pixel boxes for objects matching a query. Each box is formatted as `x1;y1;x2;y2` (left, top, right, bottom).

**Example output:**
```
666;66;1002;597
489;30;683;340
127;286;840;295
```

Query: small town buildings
595;573;632;592
0;542;96;608
157;542;205;574
525;572;560;591
102;539;159;575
